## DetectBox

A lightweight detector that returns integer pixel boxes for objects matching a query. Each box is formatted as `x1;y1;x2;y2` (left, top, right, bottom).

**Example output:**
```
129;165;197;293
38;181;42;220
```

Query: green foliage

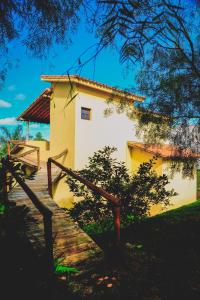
83;214;143;235
66;147;176;227
0;125;25;158
197;170;200;192
83;217;114;235
135;46;200;151
98;1;199;177
0;157;26;200
0;163;3;197
0;203;6;215
34;132;45;141
135;244;143;250
98;1;199;80
55;264;79;275
0;159;29;227
0;0;83;86
54;257;79;283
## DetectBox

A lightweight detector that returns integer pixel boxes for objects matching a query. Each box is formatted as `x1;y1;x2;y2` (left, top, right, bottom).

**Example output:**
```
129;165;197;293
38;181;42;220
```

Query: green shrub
0;203;6;215
0;157;26;201
66;147;176;228
197;170;200;192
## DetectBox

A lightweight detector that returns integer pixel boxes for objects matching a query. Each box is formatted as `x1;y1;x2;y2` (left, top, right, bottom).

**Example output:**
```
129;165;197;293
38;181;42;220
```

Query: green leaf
55;264;79;275
54;257;64;265
136;244;143;249
0;203;6;214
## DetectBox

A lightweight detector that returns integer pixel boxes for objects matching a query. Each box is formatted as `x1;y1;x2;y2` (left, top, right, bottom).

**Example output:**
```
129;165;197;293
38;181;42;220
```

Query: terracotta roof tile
41;74;145;102
128;141;200;158
17;88;52;123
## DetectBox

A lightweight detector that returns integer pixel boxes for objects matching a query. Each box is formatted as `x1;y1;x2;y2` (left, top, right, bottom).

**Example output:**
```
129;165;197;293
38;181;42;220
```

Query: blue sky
0;21;138;139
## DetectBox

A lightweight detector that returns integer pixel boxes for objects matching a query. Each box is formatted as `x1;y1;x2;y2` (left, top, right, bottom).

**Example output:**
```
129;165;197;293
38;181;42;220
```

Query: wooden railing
1;157;54;278
7;140;40;170
47;150;122;244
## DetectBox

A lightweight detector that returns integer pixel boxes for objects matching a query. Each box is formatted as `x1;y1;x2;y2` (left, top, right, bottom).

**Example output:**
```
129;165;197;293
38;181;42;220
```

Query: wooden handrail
9;140;39;149
4;159;52;216
47;149;68;192
49;158;121;206
8;140;40;170
50;149;68;161
9;140;26;144
11;148;37;159
1;157;54;277
47;151;121;244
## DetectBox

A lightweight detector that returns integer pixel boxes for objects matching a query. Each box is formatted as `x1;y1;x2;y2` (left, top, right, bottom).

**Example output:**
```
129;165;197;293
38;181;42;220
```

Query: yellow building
17;75;198;212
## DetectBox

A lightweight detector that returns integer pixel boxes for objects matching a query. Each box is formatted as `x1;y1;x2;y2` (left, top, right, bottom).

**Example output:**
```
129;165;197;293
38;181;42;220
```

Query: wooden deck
8;163;103;273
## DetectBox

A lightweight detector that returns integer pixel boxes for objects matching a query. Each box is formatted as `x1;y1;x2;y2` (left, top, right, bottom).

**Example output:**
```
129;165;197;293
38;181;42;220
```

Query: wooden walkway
8;163;103;272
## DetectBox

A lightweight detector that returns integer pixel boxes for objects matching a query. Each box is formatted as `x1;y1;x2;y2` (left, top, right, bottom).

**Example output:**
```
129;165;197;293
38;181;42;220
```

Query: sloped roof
17;88;52;124
17;75;145;124
41;74;145;102
128;141;200;158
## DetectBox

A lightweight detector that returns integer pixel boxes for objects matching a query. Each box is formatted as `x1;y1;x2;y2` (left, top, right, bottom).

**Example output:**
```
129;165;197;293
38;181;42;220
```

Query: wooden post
113;206;121;245
43;214;54;283
8;172;12;191
2;165;8;202
37;149;40;170
26;121;30;141
7;141;11;156
47;160;52;197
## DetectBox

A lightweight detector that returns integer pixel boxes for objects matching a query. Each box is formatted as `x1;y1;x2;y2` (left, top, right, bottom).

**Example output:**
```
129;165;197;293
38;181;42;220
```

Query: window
81;107;91;120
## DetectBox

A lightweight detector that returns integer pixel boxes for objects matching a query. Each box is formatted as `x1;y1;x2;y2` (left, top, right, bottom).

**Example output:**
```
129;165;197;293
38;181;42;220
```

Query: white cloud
15;93;26;100
0;99;12;108
0;117;17;125
7;85;16;91
30;123;40;129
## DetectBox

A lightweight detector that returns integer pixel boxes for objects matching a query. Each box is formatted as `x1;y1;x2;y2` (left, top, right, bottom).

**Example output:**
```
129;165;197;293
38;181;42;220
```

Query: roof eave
128;142;200;159
41;75;145;102
16;88;52;124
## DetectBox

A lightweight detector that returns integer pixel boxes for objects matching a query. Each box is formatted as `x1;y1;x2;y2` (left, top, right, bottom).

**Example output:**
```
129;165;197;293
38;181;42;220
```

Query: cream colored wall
26;140;50;162
129;147;163;215
129;147;163;176
129;147;197;214
74;89;138;170
163;161;197;210
50;83;76;207
50;83;76;166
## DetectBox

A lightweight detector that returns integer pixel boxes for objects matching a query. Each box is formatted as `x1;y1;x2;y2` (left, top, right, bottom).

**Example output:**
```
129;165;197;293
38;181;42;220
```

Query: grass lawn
197;170;200;195
87;201;200;300
1;200;200;300
121;201;200;299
